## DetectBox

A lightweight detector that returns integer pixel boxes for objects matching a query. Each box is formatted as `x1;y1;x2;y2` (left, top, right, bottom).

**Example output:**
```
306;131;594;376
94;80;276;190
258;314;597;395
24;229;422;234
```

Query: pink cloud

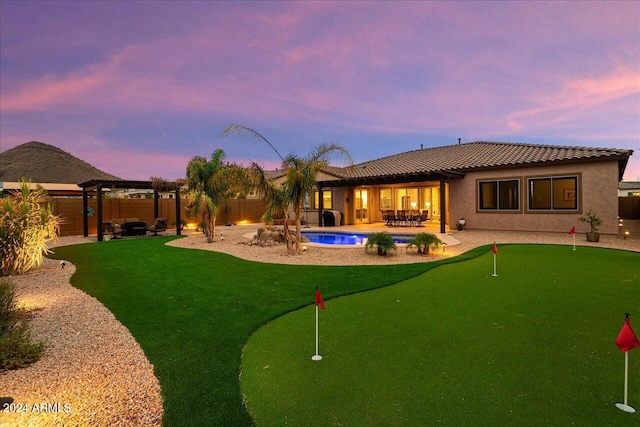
505;67;640;134
76;146;194;181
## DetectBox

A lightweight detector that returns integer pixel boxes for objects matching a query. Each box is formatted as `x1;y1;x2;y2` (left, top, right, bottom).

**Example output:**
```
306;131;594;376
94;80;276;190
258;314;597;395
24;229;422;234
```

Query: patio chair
397;210;408;226
409;209;420;226
147;218;168;236
414;210;429;227
385;209;396;226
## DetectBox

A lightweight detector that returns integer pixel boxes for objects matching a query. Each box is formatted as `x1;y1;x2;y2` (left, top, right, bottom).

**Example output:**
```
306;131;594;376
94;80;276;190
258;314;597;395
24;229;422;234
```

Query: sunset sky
1;1;639;181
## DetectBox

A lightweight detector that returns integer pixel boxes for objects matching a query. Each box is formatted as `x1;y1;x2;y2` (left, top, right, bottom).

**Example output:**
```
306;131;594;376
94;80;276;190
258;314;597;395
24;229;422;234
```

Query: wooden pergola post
154;190;159;220
82;187;89;237
175;188;181;235
97;183;104;242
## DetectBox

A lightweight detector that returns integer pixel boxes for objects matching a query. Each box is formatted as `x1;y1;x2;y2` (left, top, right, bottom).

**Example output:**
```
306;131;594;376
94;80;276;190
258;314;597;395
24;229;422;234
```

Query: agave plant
0;179;61;276
365;232;397;256
406;232;442;255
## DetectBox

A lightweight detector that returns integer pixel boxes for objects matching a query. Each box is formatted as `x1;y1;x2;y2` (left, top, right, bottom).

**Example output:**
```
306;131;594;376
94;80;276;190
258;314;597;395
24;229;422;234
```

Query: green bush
0;279;44;371
365;232;397;256
406;232;442;254
0;179;61;276
0;322;44;370
0;279;18;334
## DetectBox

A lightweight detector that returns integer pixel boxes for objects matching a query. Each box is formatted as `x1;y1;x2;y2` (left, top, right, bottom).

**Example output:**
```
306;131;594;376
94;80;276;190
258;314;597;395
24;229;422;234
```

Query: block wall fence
47;197;267;236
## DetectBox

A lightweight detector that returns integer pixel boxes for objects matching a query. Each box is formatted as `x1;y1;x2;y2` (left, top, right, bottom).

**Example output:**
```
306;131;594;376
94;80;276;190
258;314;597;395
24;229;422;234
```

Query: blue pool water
301;231;413;245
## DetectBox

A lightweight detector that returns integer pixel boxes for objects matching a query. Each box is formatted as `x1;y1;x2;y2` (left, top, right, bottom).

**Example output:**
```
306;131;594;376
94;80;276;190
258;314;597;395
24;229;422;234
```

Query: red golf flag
616;317;640;352
492;242;498;254
568;226;575;235
315;288;325;310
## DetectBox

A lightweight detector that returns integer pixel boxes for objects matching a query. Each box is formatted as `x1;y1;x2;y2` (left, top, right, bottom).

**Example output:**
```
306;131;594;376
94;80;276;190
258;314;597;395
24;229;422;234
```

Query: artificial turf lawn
49;236;484;426
241;245;640;426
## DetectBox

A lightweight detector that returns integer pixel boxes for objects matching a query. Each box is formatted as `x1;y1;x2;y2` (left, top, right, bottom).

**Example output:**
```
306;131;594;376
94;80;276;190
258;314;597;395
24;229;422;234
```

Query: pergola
78;179;182;242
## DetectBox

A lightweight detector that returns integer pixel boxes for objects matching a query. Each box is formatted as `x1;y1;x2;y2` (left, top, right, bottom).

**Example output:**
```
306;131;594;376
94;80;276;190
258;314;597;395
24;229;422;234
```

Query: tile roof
321;141;633;181
619;181;640;190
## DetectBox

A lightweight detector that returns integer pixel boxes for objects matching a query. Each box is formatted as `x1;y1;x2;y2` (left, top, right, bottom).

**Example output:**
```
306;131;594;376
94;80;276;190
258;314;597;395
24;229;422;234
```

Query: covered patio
316;170;465;234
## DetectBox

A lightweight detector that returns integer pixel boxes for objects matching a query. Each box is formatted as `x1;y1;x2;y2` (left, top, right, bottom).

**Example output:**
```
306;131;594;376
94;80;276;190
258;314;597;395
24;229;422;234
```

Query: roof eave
317;170;465;187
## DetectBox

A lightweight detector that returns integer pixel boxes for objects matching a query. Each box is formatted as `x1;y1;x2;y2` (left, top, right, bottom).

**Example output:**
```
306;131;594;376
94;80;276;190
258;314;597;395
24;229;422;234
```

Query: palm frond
224;124;285;162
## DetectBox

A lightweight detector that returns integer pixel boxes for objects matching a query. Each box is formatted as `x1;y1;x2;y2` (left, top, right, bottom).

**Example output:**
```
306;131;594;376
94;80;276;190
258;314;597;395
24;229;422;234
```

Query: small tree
406;233;442;254
578;209;602;233
0;179;60;276
365;232;397;256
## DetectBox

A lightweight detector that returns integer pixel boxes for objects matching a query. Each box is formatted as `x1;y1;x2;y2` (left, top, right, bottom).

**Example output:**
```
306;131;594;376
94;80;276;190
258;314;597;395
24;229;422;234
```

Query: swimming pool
301;231;414;245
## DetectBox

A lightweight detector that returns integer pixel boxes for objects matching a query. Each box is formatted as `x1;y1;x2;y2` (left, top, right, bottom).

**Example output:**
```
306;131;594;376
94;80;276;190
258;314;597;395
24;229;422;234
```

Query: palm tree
185;149;249;243
224;124;353;255
246;162;294;253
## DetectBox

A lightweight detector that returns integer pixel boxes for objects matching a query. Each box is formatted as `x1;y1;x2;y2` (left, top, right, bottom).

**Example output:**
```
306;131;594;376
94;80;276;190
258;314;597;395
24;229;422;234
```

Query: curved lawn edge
240;245;640;426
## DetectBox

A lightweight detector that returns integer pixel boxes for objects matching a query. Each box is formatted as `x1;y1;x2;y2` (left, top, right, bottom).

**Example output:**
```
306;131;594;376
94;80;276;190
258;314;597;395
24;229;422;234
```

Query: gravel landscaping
1;222;637;426
1;239;162;427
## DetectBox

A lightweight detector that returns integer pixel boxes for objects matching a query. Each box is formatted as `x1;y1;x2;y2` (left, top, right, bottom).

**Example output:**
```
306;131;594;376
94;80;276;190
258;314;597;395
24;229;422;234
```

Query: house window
379;188;392;210
314;190;332;210
478;179;519;211
528;176;578;210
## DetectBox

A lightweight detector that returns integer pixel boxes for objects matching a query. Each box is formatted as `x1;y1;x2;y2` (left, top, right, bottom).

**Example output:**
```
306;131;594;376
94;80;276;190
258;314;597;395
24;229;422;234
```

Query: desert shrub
0;278;44;371
0;322;45;370
365;232;397;256
0;179;60;276
406;233;442;254
0;279;18;334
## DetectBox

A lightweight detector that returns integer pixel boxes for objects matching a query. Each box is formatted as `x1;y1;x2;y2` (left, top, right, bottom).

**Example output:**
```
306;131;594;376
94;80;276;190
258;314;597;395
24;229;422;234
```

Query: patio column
97;184;104;242
440;176;446;234
318;185;324;227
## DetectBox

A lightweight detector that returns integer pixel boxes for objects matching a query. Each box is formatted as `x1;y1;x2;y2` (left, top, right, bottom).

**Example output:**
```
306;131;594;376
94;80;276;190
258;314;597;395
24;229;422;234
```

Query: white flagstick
312;304;322;361
492;243;498;277
492;253;497;277
572;232;576;251
616;351;636;413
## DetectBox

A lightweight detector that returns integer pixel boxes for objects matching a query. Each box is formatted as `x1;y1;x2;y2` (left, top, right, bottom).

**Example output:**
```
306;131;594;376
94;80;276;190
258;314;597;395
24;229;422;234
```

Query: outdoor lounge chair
147;218;168;236
102;221;122;239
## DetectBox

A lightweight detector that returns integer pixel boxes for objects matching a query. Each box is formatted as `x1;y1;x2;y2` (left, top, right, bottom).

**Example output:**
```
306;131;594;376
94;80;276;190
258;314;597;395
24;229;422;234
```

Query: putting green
241;245;640;426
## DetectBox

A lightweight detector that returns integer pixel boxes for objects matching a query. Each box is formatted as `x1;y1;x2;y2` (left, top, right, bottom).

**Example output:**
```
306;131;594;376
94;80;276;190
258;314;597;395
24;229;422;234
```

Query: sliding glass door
355;189;369;223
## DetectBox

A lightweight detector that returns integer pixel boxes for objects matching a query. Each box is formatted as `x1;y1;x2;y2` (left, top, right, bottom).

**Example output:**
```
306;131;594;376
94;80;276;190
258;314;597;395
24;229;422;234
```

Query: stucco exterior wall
449;160;620;234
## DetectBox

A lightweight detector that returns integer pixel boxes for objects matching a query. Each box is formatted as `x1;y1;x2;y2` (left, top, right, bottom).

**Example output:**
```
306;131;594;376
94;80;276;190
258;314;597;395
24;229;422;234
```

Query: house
619;181;640;197
312;141;633;235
